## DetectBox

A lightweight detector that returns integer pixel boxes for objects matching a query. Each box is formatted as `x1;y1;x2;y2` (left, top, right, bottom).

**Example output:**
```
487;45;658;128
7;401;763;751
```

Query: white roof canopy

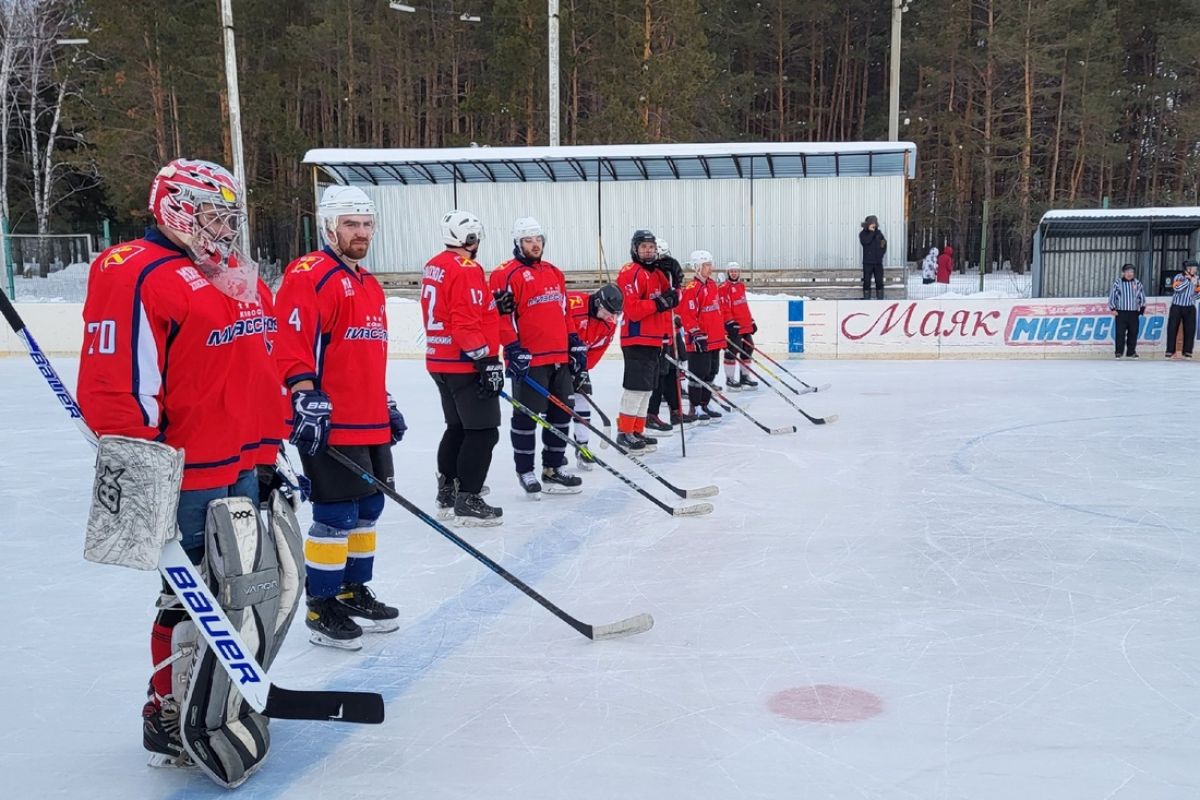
304;141;918;185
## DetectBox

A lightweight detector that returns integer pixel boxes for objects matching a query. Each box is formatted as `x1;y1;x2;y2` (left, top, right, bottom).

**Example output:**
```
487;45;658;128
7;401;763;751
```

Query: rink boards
1;296;1192;359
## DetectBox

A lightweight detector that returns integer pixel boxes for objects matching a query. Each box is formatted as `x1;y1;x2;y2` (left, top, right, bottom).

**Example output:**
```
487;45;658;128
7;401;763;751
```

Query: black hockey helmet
591;283;623;317
630;229;656;265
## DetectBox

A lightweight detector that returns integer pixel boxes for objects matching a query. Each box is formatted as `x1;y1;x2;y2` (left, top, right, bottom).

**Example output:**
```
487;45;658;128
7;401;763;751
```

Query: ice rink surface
1;356;1197;799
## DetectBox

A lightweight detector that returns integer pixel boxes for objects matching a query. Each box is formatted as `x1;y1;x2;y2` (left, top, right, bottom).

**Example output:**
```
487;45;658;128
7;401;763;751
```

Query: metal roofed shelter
302;142;916;284
1032;207;1200;298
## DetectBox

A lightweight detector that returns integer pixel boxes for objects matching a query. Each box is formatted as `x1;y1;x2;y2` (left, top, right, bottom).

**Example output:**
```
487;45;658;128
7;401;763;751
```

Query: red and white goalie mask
148;159;258;303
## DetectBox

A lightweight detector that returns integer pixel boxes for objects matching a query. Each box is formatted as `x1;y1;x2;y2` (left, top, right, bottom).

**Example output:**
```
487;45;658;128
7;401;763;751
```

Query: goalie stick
522;375;718;500
325;447;656;640
501;391;713;517
665;355;797;436
0;287;384;725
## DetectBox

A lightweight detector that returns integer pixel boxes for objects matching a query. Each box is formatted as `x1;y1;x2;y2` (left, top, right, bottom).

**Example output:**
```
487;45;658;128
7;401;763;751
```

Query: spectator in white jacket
920;247;939;285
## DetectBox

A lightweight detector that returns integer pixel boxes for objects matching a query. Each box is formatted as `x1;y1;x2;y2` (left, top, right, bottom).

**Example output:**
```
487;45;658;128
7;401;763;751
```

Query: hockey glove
387;394;407;444
475;356;505;398
493;289;516;316
655;255;684;288
654;289;679;312
573;369;592;394
567;333;588;375
725;319;739;339
749;322;758;335
289;389;332;457
504;342;533;379
692;331;709;353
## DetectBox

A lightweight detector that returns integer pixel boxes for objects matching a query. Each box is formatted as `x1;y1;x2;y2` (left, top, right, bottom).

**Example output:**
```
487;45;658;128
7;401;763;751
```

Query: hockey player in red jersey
490;217;584;497
566;284;622;470
273;185;406;650
719;261;759;390
251;278;291;484
616;230;680;452
76;158;278;765
422;210;505;526
679;250;727;422
645;239;692;432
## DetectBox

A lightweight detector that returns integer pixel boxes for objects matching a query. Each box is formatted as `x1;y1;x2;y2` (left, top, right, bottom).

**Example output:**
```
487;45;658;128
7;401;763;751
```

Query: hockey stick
668;321;687;457
521;376;718;500
749;344;831;394
725;356;838;426
665;354;797;436
575;390;612;448
500;390;713;517
725;339;825;396
0;287;383;724
325;448;655;640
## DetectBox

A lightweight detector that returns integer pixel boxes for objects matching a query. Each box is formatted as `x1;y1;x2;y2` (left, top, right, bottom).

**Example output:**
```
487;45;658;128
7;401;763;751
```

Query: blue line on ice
166;484;637;799
951;412;1182;530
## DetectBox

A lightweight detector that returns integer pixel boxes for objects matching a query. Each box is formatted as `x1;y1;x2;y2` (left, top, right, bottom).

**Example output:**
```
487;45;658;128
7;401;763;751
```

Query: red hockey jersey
273;248;390;447
720;279;754;333
421;250;500;374
567;291;617;369
617;262;673;348
77;228;273;490
679;276;727;353
251;279;289;466
489;258;570;367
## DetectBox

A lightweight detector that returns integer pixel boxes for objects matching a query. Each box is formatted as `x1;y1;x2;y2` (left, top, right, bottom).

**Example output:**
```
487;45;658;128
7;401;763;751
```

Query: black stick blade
262;686;385;724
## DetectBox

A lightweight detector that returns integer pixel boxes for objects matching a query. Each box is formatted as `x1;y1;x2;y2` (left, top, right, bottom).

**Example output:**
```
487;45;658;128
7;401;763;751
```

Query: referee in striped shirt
1109;264;1146;358
1166;258;1199;358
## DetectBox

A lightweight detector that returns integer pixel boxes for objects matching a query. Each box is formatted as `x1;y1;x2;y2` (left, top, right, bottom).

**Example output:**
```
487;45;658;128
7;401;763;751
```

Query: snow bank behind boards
1;296;1184;359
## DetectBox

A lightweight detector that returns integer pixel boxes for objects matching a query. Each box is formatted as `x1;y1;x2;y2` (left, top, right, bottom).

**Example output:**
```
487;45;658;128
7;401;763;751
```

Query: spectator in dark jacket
936;245;954;284
858;215;887;299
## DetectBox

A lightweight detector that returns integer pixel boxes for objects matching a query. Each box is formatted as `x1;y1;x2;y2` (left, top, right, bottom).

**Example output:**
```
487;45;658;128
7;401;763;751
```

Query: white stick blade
770;426;798;435
591;613;655;640
672;502;714;517
816;383;832;392
821;415;839;424
684;485;719;499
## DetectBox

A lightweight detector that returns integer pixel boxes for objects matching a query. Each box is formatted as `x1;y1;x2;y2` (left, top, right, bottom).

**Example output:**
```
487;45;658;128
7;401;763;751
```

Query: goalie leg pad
179;495;299;789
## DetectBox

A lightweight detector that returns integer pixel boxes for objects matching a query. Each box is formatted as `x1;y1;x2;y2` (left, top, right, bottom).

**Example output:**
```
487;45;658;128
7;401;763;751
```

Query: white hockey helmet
725;261;741;280
689;249;714;270
318;185;376;249
656;239;671;258
442;209;484;248
512;216;545;245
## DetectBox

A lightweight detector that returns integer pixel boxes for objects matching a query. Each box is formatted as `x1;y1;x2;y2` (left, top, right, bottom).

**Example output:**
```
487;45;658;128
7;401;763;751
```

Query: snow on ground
906;269;1033;300
8;261;91;302
1;356;1197;799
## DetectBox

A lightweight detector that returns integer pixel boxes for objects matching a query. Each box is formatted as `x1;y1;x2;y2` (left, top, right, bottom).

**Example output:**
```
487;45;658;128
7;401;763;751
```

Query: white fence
5;295;1189;359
